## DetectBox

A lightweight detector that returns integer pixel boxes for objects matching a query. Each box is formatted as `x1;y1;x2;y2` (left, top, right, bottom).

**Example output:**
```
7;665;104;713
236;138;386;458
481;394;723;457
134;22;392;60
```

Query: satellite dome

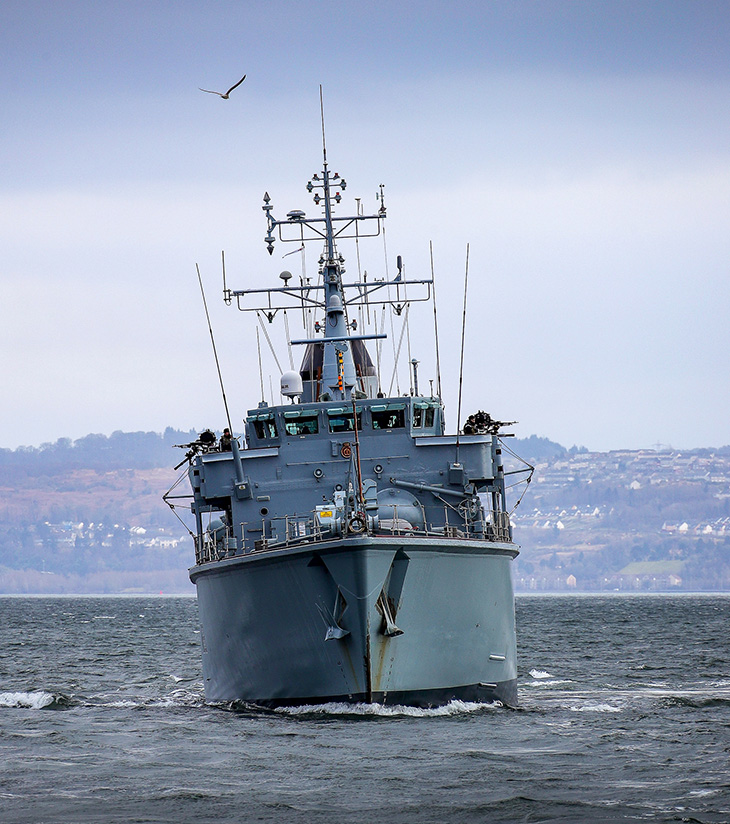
281;370;303;399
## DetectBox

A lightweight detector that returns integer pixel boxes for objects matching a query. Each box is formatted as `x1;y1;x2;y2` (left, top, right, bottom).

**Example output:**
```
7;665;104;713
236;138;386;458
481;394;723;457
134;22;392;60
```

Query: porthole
313;468;324;479
374;464;383;474
260;507;269;516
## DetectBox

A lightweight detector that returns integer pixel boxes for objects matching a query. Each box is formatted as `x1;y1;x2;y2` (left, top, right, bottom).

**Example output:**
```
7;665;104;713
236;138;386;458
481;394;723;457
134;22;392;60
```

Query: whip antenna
319;85;327;163
196;263;233;433
455;244;470;463
221;250;229;301
256;327;265;403
430;241;442;400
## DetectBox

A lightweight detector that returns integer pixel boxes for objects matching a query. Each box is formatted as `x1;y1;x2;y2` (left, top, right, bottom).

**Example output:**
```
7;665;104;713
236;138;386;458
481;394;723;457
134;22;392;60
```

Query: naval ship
167;137;526;708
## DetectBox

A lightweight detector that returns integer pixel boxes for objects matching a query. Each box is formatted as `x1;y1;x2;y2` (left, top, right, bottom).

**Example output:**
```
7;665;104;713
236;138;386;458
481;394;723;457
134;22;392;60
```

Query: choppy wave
523;678;573;688
523;669;573;688
624;686;730;710
272;699;502;718
0;691;64;710
570;702;622;713
146;688;208;708
100;700;140;709
87;687;206;709
528;669;554;679
1;686;206;711
660;693;730;709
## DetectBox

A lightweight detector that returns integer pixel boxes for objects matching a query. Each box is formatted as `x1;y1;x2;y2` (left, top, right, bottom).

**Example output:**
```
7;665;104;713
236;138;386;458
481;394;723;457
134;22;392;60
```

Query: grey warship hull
191;535;518;707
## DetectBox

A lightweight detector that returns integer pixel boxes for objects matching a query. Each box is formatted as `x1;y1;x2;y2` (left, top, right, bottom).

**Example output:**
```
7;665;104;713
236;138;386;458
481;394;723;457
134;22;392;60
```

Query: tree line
0;428;199;477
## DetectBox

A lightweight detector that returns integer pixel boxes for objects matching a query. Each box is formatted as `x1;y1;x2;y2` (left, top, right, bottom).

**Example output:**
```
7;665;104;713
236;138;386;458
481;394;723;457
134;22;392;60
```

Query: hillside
507;446;730;591
0;430;728;593
0;430;194;594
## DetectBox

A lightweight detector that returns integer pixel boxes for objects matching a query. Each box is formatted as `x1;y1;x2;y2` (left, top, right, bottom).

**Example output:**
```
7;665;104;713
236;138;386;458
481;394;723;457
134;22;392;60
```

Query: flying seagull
199;74;246;99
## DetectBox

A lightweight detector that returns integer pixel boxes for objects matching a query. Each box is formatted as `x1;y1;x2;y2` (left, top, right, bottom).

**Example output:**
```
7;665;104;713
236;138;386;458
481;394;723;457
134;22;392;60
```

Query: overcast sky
2;0;728;452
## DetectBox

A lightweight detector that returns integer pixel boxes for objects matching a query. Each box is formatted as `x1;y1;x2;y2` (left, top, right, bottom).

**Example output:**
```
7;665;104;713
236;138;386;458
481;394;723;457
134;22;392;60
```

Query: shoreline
1;590;729;598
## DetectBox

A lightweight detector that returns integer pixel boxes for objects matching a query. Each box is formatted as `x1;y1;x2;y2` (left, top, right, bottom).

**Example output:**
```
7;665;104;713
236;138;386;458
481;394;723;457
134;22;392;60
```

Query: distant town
0;430;728;593
508;445;730;592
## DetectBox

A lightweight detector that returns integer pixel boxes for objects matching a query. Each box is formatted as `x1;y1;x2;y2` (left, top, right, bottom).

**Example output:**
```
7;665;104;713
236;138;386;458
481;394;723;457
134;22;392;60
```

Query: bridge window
283;410;319;436
371;404;406;430
252;414;278;439
327;408;363;433
412;403;428;428
412;403;438;429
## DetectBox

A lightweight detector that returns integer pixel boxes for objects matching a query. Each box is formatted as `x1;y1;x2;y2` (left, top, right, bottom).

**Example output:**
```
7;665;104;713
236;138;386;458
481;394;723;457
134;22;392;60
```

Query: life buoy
348;515;366;534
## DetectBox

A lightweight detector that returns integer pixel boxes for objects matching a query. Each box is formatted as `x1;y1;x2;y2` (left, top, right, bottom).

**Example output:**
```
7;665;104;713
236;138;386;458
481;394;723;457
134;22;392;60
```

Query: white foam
0;691;55;709
84;694;205;710
642;686;730;699
274;699;501;717
148;688;207;708
529;669;554;679
570;702;621;713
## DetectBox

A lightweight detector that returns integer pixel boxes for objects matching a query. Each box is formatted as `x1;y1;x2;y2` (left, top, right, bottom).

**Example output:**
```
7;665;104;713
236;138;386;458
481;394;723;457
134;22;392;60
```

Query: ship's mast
311;153;357;400
225;117;434;402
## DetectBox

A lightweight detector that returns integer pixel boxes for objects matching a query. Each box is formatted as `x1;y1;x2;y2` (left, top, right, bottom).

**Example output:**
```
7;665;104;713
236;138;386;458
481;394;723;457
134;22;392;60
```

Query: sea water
1;594;728;823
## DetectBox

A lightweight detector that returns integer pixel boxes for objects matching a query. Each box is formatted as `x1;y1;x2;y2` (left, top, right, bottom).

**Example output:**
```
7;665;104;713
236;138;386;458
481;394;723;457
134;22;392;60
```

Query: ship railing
194;534;212;565
373;506;511;542
483;510;512;542
194;525;240;565
244;510;512;553
372;517;510;541
195;509;513;562
246;514;329;553
271;514;327;546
